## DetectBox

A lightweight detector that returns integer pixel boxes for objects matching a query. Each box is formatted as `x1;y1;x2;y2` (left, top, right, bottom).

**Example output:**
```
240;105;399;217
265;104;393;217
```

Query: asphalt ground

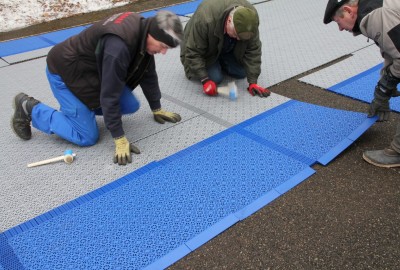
1;1;399;269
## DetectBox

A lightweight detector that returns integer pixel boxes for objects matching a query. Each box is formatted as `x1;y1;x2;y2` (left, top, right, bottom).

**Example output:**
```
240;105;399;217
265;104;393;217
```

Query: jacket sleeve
139;56;162;111
98;34;131;138
360;6;400;78
183;19;211;80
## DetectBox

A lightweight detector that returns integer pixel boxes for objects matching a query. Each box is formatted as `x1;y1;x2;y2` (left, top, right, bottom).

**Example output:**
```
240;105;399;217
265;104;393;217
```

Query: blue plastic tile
39;26;87;45
140;10;157;18
239;100;376;165
160;0;202;16
0;36;52;57
0;235;24;270
1;131;310;269
328;63;400;113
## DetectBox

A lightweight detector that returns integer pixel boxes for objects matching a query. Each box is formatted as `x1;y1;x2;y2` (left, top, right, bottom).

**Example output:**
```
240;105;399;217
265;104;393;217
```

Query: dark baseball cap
233;6;259;40
323;0;349;24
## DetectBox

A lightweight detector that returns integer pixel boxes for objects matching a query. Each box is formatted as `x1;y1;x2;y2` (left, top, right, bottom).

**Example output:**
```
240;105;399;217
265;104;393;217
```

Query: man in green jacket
180;0;270;98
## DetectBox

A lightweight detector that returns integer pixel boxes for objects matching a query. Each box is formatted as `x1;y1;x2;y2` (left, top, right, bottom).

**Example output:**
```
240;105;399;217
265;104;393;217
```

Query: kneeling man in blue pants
12;10;183;165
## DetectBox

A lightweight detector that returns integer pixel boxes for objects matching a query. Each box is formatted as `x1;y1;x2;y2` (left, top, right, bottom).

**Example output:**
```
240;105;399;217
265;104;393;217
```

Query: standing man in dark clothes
323;0;400;167
11;10;183;165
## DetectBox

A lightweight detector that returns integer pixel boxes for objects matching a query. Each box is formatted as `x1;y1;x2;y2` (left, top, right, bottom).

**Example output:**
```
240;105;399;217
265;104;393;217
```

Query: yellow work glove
113;136;140;165
152;108;182;124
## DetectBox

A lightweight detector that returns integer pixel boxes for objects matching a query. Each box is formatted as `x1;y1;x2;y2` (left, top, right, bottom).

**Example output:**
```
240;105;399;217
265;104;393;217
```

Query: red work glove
247;83;271;97
202;79;217;96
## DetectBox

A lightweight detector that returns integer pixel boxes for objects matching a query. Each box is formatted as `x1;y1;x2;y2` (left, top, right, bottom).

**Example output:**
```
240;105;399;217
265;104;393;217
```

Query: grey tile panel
2;47;51;64
257;0;372;87
0;58;8;67
299;45;383;88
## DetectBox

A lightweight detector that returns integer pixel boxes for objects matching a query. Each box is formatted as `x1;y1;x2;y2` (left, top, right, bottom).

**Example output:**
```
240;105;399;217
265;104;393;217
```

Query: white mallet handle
27;153;76;168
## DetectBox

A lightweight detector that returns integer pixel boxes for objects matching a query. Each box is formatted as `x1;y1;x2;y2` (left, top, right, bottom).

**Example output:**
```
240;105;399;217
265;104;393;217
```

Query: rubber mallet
217;81;238;101
27;150;76;168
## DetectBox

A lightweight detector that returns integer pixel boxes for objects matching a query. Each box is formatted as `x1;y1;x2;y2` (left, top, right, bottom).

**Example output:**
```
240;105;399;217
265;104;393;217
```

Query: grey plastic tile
299;45;383;88
2;47;51;64
0;58;56;105
256;0;372;86
134;115;227;161
0;58;8;67
154;48;291;125
249;0;270;4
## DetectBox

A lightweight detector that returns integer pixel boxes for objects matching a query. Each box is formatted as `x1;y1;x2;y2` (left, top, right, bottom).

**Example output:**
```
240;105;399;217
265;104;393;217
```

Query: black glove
368;86;391;121
377;66;400;96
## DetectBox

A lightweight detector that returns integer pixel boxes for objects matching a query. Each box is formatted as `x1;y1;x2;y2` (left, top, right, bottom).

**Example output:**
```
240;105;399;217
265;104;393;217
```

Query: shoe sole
11;92;31;140
362;153;400;168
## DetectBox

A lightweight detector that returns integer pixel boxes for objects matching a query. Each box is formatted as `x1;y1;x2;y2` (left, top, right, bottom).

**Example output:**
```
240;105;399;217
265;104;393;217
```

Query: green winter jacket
180;0;262;84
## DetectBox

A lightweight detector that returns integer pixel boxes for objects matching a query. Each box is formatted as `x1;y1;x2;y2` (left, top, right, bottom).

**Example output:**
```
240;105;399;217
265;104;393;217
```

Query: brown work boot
362;147;400;168
12;93;40;140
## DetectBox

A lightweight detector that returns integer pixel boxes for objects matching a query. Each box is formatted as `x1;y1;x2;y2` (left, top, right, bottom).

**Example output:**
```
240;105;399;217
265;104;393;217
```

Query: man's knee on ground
73;130;99;147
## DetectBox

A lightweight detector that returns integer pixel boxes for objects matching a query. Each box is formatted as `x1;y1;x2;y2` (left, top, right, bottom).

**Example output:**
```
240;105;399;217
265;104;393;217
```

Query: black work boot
12;93;40;140
362;147;400;168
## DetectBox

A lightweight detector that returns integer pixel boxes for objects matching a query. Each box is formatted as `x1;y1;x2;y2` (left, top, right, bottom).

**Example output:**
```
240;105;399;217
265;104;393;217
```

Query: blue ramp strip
328;63;400;113
236;100;377;166
39;26;87;45
0;131;313;270
0;25;87;57
140;10;158;18
0;36;52;57
159;0;202;16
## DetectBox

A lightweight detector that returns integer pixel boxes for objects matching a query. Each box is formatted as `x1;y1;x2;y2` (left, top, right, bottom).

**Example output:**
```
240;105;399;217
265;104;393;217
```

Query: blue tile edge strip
317;116;377;165
143;244;191;270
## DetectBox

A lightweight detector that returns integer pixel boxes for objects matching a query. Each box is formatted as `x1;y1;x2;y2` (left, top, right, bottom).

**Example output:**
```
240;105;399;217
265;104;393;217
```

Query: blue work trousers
31;68;140;146
207;52;246;84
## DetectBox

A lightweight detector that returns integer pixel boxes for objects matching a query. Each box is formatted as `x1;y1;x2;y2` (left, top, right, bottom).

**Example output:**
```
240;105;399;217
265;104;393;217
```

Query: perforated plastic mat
299;45;383;89
0;129;315;270
328;63;400;113
0;0;380;269
0;100;377;269
236;100;377;165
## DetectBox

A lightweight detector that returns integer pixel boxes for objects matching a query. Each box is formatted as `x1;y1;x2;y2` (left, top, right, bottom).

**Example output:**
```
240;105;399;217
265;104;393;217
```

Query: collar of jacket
353;0;383;34
138;17;152;55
